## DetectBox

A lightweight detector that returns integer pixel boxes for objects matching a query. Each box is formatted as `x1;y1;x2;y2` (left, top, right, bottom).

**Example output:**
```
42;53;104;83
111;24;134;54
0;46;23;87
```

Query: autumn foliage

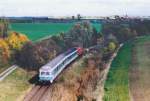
0;39;10;63
0;32;29;64
7;32;29;50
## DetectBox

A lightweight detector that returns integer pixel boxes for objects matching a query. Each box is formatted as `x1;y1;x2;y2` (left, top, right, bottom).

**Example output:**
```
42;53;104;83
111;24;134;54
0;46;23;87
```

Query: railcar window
59;64;63;69
41;72;45;75
51;52;78;76
46;72;50;75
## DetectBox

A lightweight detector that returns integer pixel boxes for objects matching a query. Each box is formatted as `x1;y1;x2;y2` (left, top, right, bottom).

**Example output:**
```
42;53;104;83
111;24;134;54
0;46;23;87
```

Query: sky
0;0;150;17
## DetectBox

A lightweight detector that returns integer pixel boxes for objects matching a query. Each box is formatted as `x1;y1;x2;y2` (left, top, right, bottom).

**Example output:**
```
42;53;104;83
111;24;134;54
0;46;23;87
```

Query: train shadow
28;74;51;86
29;74;39;84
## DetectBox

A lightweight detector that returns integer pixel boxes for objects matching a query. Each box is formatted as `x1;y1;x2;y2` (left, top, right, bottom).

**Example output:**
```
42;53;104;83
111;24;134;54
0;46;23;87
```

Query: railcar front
39;66;54;83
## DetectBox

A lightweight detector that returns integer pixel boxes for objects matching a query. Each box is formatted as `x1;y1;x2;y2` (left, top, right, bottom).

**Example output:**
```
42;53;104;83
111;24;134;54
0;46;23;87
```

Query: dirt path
129;42;150;101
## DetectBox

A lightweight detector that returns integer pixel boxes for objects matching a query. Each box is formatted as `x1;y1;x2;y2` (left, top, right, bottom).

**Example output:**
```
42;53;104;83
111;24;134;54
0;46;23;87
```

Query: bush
108;42;116;52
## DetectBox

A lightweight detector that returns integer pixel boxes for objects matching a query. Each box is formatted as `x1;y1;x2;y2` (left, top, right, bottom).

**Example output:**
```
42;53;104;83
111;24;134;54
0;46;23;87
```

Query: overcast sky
0;0;150;17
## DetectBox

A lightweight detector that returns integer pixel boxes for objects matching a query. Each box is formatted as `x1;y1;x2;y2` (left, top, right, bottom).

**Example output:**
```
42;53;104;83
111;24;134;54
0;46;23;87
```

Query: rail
0;65;18;81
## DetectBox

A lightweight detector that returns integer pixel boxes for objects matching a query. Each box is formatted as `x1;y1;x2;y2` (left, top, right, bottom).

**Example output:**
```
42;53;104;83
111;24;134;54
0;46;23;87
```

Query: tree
65;21;95;48
14;42;39;70
15;40;60;70
77;14;81;20
72;16;75;20
91;27;99;45
0;18;9;38
7;32;29;50
0;38;10;64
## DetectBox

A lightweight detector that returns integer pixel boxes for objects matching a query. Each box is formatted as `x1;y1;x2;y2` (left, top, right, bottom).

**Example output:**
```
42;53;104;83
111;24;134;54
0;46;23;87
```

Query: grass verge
0;68;32;101
0;64;12;74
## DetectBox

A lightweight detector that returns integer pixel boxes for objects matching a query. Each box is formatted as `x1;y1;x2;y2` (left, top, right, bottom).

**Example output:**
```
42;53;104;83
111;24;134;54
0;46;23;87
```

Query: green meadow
10;23;101;41
103;42;132;101
103;36;150;101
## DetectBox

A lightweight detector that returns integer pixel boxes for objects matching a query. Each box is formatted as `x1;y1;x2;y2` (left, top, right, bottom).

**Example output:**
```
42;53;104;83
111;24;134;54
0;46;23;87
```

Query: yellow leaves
0;32;29;63
7;32;29;50
0;38;10;63
19;34;29;43
0;38;8;49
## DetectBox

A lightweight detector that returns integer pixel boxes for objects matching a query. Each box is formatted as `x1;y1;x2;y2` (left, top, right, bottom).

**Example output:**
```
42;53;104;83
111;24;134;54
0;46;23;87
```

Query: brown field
129;41;150;101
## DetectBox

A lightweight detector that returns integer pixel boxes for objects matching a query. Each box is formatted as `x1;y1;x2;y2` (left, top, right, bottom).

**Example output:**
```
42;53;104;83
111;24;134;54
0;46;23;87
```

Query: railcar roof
40;48;76;70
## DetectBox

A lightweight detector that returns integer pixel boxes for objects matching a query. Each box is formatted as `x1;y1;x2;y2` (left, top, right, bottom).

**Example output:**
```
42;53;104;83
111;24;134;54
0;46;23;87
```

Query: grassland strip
103;42;132;101
129;37;150;101
103;36;150;101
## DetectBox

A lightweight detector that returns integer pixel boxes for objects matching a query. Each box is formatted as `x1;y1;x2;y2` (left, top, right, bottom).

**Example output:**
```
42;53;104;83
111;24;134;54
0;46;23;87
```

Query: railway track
23;46;100;101
23;85;51;101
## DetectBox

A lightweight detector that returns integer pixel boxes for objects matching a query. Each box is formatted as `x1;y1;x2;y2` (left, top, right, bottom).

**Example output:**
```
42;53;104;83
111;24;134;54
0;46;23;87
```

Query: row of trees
16;19;150;71
100;18;150;61
12;19;150;72
102;18;150;44
15;21;102;70
65;22;99;48
14;39;60;70
102;23;137;43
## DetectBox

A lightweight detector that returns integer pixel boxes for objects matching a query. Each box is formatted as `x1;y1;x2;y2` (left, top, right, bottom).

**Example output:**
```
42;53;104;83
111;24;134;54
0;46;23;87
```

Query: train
39;47;83;83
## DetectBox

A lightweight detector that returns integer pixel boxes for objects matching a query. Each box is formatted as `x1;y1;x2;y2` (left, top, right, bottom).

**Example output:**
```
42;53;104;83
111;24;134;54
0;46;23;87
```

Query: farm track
23;85;51;101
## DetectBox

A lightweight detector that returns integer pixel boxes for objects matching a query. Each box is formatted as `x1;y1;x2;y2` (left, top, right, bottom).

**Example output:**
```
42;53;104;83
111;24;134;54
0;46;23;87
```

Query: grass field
0;68;32;101
103;36;150;101
10;23;101;41
129;36;150;101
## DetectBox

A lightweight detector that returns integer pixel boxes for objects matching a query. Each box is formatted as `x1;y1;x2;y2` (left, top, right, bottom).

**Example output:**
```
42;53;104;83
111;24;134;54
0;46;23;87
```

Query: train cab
39;67;53;83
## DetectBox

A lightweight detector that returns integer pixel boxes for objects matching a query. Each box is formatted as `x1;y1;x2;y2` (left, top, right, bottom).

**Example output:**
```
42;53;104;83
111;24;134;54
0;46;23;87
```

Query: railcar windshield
40;71;50;75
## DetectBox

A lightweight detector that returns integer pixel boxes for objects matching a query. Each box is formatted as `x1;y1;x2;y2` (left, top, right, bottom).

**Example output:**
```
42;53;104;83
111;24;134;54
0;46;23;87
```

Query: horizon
1;14;150;18
0;0;150;17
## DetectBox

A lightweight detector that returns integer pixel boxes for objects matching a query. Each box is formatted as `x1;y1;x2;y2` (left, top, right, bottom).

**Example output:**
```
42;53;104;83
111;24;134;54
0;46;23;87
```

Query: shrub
108;42;116;52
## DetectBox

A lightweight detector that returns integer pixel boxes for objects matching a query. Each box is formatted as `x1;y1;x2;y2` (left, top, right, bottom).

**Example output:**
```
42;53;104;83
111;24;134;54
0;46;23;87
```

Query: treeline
14;19;150;71
102;18;150;43
15;21;103;70
100;18;150;62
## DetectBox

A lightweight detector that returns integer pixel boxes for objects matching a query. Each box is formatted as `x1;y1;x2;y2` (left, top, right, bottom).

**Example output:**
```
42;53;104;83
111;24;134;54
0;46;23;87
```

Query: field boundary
96;44;123;101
